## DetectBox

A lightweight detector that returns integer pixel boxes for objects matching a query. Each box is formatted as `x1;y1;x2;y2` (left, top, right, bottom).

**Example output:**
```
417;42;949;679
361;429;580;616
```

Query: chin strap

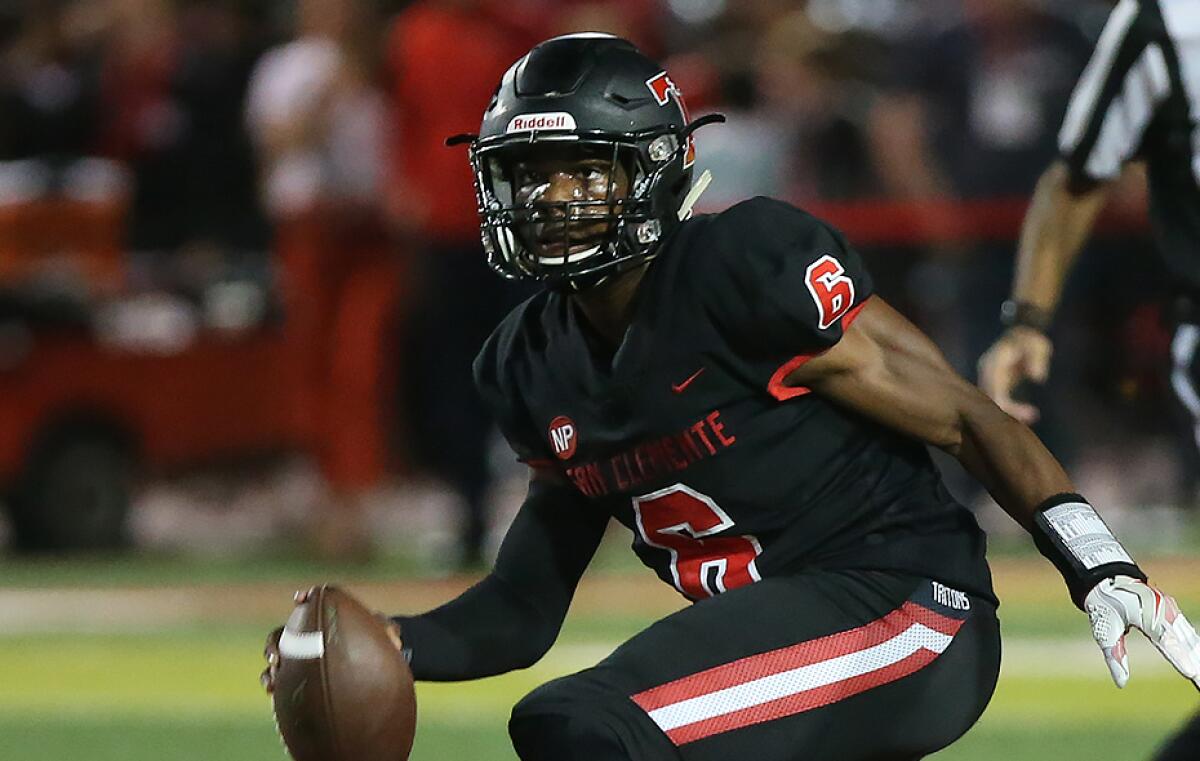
677;170;712;221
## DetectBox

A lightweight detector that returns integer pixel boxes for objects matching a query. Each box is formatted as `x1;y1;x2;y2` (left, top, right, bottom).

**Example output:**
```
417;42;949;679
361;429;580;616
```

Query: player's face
511;150;632;262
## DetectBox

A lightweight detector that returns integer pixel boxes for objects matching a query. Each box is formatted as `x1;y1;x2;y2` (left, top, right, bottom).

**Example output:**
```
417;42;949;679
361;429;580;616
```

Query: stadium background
0;0;1197;758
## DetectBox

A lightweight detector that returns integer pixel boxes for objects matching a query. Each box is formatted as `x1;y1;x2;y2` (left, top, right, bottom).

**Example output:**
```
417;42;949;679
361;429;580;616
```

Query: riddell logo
548;416;578;460
506;112;578;133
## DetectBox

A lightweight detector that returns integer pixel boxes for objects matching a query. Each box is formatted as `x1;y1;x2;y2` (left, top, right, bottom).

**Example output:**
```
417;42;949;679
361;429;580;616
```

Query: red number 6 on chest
633;483;762;600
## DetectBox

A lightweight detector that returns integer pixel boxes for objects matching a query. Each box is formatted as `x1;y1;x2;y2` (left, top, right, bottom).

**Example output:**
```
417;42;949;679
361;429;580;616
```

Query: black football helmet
450;33;723;290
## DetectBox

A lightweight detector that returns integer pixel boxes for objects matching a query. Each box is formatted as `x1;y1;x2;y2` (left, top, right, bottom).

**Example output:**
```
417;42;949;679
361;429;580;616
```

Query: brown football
272;585;416;761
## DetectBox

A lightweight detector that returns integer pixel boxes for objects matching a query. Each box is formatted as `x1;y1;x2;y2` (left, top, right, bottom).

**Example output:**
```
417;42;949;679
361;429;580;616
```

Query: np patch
548;415;578;460
506;112;577;133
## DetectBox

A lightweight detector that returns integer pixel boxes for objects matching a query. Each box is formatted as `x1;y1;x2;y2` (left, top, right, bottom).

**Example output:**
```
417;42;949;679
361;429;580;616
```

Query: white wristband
1040;501;1134;570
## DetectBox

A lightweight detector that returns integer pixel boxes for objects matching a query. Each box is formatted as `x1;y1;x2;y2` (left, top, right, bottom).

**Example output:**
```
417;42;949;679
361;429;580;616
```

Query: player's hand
978;326;1053;425
261;588;314;693
261;625;284;693
378;613;405;655
1084;575;1200;690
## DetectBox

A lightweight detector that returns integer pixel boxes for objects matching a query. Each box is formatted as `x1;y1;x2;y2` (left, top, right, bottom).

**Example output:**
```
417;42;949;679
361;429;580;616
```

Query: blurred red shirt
386;2;541;245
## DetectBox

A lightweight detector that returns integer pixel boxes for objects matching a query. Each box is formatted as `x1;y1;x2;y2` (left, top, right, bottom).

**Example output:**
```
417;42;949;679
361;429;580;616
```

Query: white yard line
0;583;1184;680
0;588;208;633
0;579;684;633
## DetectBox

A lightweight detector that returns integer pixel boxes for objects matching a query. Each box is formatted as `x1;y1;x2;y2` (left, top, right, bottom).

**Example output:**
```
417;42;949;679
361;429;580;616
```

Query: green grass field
1;553;1198;760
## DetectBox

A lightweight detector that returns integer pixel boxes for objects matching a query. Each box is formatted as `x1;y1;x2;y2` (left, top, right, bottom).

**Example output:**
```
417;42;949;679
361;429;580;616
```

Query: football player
265;34;1200;761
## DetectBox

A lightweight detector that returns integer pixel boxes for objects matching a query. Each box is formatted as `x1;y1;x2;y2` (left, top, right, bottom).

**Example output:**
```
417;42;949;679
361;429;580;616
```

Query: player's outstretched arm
390;470;609;682
792;298;1073;521
789;297;1200;691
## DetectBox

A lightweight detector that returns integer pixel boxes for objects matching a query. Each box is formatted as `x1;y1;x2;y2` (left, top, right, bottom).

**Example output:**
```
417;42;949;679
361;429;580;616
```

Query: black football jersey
474;197;995;603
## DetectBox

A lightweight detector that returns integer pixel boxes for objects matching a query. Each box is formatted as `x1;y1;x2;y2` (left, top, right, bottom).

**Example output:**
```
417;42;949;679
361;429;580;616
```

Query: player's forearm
797;299;1137;604
393;574;562;681
949;397;1075;530
393;477;606;682
951;403;1143;607
1011;161;1109;316
952;397;1147;609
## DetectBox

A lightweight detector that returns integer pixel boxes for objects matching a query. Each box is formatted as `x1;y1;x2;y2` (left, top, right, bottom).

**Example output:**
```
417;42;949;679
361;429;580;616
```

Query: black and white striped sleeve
1058;0;1171;184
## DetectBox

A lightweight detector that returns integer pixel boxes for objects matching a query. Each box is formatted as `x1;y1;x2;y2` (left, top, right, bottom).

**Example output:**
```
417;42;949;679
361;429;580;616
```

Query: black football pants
1170;323;1200;504
1154;710;1200;761
1162;324;1200;761
508;569;1000;761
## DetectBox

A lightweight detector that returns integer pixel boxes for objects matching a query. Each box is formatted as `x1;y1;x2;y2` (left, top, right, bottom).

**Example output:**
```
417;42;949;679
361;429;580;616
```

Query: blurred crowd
0;0;1191;559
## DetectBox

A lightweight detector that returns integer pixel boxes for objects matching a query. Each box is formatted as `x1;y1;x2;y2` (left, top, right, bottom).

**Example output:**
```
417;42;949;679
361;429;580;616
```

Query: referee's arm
980;0;1168;423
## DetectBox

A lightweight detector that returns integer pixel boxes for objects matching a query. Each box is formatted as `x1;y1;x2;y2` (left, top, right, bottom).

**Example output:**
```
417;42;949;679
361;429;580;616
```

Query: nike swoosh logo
672;367;706;394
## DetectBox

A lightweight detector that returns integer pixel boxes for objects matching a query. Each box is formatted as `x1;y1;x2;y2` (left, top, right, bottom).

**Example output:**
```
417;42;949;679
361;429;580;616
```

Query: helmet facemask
470;131;688;290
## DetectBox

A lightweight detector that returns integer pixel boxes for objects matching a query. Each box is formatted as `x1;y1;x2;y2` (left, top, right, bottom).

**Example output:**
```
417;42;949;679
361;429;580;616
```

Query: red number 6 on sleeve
805;254;855;330
633;483;762;600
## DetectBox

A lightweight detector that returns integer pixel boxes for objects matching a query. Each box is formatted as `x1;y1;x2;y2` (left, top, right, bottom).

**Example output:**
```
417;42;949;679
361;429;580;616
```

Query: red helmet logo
645;72;680;106
645;72;695;168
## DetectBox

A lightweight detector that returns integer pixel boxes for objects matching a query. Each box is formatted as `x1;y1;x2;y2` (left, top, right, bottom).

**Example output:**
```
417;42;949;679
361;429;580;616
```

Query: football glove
1084;575;1200;690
